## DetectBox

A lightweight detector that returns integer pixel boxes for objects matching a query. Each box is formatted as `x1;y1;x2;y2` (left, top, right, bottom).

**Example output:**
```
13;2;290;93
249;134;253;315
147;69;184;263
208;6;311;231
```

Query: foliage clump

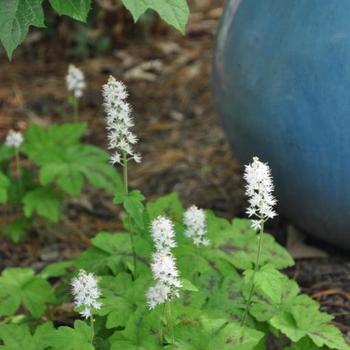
0;76;348;350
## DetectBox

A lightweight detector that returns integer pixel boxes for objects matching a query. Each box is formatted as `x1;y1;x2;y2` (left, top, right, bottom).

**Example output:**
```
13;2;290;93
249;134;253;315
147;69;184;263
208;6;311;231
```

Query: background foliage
0;0;189;59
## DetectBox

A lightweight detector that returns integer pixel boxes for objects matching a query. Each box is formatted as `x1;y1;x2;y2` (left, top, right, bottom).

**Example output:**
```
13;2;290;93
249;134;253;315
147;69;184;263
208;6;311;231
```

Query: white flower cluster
71;269;102;319
150;216;176;253
102;76;141;165
5;130;23;149
66;64;86;99
184;205;209;246
244;156;277;230
146;216;181;309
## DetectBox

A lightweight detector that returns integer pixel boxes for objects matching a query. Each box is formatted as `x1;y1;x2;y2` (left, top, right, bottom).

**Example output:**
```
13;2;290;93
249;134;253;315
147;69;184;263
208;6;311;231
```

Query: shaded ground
0;0;349;334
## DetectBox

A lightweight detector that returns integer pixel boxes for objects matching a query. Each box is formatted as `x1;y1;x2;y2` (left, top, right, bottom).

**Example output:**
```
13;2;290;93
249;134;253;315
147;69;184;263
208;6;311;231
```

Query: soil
0;0;349;336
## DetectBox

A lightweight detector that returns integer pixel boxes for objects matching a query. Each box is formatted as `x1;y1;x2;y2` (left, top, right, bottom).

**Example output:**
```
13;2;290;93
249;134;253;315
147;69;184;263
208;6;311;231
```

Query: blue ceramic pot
213;0;350;248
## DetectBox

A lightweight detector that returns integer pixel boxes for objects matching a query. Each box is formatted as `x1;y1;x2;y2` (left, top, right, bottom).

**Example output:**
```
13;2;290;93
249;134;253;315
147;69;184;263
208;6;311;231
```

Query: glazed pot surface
213;0;350;248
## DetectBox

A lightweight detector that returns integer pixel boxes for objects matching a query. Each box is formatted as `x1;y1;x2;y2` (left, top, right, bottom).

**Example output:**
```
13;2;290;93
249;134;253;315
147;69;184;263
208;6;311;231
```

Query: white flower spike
71;269;102;319
150;216;176;253
66;64;86;99
151;251;182;289
184;205;210;246
5;130;23;149
146;282;171;309
147;216;181;309
102;76;141;165
244;156;277;230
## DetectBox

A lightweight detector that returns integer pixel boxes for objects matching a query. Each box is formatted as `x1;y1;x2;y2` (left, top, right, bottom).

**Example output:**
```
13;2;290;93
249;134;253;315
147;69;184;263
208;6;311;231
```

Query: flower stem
167;302;175;345
240;221;265;336
90;315;95;346
160;303;166;345
122;152;137;276
73;97;79;122
15;149;22;196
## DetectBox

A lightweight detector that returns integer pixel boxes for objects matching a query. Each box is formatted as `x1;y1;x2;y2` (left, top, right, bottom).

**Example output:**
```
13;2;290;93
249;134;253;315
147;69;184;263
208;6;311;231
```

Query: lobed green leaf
49;0;92;22
121;0;189;34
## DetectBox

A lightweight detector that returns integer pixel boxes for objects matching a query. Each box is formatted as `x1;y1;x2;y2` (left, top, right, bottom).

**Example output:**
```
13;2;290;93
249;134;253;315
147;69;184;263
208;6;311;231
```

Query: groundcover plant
0;3;349;350
0;78;348;350
0;121;122;242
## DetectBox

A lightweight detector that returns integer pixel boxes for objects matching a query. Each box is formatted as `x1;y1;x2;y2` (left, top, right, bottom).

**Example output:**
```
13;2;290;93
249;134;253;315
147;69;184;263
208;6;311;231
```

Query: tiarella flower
146;282;171;309
5;130;23;149
244;156;277;230
146;216;181;309
151;251;182;288
66;64;86;99
183;205;209;246
71;269;102;319
102;76;141;165
150;216;176;253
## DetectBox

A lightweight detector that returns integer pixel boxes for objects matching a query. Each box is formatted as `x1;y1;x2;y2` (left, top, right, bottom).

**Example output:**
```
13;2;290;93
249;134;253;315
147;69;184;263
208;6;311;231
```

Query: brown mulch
0;0;349;332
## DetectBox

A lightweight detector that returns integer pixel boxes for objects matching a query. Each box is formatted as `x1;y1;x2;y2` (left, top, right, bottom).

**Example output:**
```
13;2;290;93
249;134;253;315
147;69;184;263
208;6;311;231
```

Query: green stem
167;302;175;345
122;152;137;277
15;149;22;196
90;315;95;346
160;303;166;346
73;97;79;122
240;221;265;335
123;153;128;194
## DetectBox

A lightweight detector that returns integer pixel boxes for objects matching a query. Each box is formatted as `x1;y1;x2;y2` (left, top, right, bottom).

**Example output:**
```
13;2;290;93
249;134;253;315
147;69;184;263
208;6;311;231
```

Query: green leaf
146;192;184;222
172;317;264;350
23;123;87;162
284;338;321;350
47;320;94;350
40;144;120;196
249;280;299;323
84;161;123;194
75;233;131;274
0;145;16;162
75;232;152;274
0;322;54;350
39;261;73;279
97;295;135;329
308;324;350;350
111;305;162;348
182;279;198;292
0;171;10;203
123;190;145;229
110;341;150;350
121;0;189;33
203;271;245;321
114;190;146;229
172;320;212;349
4;218;30;242
244;265;299;306
207;322;265;350
22;123;122;196
23;186;63;222
175;244;212;280
270;294;335;343
0;0;45;59
49;0;91;22
213;218;294;270
0;268;56;318
100;273;133;296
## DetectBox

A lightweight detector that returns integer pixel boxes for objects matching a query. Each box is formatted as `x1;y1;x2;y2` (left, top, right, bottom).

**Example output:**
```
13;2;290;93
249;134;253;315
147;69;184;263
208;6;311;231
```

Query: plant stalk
90;315;95;345
73;97;79;122
15;149;22;196
122;152;137;276
240;220;265;334
160;302;166;346
167;301;175;345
